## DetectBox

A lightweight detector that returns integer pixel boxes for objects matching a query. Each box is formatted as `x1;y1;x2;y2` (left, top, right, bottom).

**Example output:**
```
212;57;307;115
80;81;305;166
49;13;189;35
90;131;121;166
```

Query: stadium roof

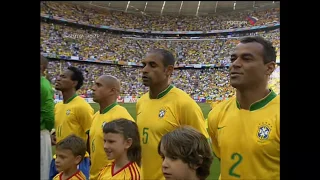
70;1;280;16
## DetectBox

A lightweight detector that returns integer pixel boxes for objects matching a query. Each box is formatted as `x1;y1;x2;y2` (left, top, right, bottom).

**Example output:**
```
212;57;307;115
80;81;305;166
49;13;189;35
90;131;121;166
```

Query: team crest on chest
159;109;166;118
257;122;272;141
66;109;71;115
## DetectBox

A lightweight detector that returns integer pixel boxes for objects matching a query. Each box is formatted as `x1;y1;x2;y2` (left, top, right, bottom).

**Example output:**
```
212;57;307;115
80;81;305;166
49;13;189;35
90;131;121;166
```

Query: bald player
41;55;55;180
89;75;134;180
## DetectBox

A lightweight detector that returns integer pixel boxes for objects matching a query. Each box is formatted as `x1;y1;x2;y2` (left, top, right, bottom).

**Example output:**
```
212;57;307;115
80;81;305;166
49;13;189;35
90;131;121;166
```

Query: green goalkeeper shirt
41;76;54;131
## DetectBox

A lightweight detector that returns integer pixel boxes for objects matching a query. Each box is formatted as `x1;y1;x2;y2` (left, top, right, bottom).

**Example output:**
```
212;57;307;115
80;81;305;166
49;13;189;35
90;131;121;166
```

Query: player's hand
51;133;56;145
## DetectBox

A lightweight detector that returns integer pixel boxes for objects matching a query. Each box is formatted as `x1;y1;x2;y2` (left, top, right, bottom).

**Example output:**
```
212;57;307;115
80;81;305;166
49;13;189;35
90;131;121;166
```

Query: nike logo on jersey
217;126;226;130
137;112;142;116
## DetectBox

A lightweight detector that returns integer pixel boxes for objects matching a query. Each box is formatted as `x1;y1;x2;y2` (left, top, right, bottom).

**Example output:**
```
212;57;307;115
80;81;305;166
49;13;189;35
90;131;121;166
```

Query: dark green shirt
41;76;54;131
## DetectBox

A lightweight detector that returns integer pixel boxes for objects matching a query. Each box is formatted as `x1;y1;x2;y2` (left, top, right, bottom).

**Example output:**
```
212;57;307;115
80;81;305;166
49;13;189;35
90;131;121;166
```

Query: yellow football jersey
210;101;219;109
53;170;86;180
208;90;280;180
97;161;141;180
55;94;94;143
136;85;208;180
89;102;134;180
205;118;208;129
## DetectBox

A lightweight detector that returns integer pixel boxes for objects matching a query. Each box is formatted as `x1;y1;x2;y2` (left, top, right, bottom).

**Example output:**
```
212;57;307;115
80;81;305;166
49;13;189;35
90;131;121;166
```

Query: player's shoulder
218;97;236;109
208;97;236;119
132;162;141;174
99;161;113;175
114;104;135;121
170;87;197;104
132;162;141;171
55;101;63;108
93;111;100;118
170;87;190;98
114;104;128;111
125;162;141;179
254;91;279;113
52;172;62;180
40;76;50;86
138;93;149;101
136;93;148;106
112;104;129;114
74;171;86;180
74;96;93;108
74;96;89;104
269;94;280;106
260;94;279;119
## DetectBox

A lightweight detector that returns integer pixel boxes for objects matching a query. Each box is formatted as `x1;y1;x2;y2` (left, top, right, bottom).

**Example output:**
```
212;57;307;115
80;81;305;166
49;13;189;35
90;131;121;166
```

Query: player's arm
113;108;135;123
179;100;209;139
41;79;55;132
207;109;221;160
77;104;94;153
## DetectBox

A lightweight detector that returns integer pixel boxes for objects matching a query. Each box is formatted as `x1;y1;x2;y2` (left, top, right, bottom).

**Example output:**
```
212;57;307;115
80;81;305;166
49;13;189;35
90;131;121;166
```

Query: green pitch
91;103;220;180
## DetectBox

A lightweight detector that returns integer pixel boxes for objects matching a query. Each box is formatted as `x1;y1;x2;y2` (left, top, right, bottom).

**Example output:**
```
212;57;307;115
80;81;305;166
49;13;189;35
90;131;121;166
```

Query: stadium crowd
41;2;280;100
40;22;279;64
47;60;279;100
41;1;279;31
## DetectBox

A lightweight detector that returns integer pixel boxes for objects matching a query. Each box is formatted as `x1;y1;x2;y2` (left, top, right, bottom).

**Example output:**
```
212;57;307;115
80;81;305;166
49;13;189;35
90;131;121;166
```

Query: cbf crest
159;109;166;118
257;122;272;141
66;109;71;115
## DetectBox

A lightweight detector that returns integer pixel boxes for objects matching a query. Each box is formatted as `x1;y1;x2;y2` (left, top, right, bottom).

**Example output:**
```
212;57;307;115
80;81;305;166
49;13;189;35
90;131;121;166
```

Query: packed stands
41;2;280;101
40;22;279;65
41;1;279;31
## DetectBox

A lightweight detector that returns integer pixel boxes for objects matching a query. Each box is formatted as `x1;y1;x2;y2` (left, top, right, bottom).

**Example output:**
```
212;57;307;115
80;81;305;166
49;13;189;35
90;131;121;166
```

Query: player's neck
99;99;116;113
62;90;77;104
61;168;79;180
149;82;170;99
114;153;130;172
236;86;270;110
186;173;200;180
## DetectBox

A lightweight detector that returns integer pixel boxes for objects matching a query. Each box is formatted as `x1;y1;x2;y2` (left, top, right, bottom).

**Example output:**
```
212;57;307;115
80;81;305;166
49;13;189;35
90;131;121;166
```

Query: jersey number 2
229;153;243;178
142;128;149;144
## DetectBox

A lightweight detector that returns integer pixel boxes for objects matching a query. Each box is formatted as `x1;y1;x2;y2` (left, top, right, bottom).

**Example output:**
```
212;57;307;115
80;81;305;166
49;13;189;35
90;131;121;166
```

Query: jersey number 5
229;153;243;178
142;128;149;144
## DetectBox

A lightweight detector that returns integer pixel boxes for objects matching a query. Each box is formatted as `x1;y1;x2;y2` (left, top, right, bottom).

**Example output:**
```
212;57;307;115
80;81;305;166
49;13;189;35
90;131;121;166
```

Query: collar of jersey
150;84;174;99
64;94;78;104
236;89;277;111
101;102;118;114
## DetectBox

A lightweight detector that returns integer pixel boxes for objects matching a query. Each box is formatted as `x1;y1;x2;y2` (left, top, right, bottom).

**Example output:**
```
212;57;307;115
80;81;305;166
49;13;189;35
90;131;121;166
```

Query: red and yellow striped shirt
97;161;141;180
53;170;86;180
